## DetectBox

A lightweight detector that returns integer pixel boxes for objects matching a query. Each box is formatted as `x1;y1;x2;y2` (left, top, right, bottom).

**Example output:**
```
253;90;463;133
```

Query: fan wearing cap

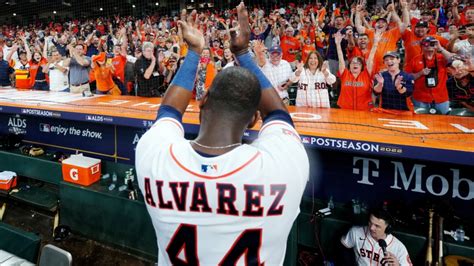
355;3;405;74
280;26;301;67
335;31;378;111
410;10;437;35
92;52;121;95
373;52;414;111
6;42;32;90
255;44;294;103
406;36;456;114
400;5;449;71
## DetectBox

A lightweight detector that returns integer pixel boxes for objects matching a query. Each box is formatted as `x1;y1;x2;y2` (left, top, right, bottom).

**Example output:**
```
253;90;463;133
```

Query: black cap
375;17;388;23
415;21;429;28
421;10;433;16
383;51;400;59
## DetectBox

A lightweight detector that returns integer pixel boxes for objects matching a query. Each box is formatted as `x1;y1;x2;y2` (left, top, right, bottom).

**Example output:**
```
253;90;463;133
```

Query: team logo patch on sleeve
201;164;218;174
302;137;311;144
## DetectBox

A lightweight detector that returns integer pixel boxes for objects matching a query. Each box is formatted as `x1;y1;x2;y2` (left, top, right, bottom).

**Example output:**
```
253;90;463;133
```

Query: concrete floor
3;201;154;266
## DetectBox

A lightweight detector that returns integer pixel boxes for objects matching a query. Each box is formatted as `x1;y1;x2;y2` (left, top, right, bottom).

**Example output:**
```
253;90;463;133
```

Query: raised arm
231;2;287;118
43;38;48;59
120;27;128;57
6;44;18;63
161;9;205;115
400;0;410;34
436;40;455;60
253;39;267;67
355;5;367;34
21;36;32;62
391;2;408;33
432;8;439;26
366;32;381;75
334;31;346;75
452;0;461;23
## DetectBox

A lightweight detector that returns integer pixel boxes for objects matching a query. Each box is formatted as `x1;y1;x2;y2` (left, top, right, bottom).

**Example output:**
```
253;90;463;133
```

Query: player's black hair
204;66;261;123
369;207;393;226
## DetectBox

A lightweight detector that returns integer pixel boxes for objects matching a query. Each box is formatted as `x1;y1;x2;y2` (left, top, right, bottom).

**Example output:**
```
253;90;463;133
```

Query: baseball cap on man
415;21;429;28
421;10;433;16
268;46;282;54
383;51;400;59
420;36;436;44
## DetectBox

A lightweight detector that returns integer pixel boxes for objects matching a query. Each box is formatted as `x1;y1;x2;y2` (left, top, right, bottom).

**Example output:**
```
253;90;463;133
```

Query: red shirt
112;55;127;82
402;30;448;70
281;35;301;63
410;18;437;35
210;47;223;58
346;46;369;63
406;53;449;103
337;69;373;110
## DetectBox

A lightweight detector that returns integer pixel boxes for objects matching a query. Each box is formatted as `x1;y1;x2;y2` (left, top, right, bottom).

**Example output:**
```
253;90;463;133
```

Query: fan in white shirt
292;51;336;107
46;50;69;92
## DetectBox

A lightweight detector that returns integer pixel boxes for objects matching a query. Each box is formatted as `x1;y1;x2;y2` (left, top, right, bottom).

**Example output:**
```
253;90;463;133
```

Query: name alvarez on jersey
143;179;286;216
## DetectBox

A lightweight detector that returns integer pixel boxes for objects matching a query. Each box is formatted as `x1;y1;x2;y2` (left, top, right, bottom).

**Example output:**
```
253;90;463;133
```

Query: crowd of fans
0;0;472;115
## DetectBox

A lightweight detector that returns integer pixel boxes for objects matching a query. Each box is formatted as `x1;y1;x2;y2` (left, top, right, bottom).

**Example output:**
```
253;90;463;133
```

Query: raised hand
422;67;431;75
321;61;330;73
229;2;251;55
334;31;343;44
177;9;205;54
394;75;403;88
387;3;395;12
400;0;408;9
295;61;304;76
253;39;266;55
375;73;384;84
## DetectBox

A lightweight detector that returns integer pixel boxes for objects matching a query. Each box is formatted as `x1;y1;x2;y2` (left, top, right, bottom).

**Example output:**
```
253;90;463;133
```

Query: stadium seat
38;244;72;266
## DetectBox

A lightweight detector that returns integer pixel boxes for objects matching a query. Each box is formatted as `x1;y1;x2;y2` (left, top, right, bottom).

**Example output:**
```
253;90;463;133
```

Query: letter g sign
70;168;79;181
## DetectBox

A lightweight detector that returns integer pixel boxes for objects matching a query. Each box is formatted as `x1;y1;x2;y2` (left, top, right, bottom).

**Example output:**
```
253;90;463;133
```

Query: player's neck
193;120;245;155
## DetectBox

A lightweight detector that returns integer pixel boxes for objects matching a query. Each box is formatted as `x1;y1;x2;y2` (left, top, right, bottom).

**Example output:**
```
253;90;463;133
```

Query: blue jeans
412;99;450;114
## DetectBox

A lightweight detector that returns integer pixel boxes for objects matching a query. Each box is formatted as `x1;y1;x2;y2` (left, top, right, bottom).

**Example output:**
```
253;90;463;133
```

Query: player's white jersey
136;116;309;265
341;226;412;266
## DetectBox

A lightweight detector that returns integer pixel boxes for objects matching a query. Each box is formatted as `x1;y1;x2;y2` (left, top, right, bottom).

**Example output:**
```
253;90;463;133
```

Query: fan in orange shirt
280;27;301;65
411;10;438;34
401;21;448;70
347;33;370;62
355;3;405;74
92;52;121;95
335;31;378;111
301;38;316;63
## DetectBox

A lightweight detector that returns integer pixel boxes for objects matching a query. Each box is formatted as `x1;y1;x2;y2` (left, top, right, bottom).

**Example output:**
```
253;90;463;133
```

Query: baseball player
341;208;412;266
135;3;309;265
